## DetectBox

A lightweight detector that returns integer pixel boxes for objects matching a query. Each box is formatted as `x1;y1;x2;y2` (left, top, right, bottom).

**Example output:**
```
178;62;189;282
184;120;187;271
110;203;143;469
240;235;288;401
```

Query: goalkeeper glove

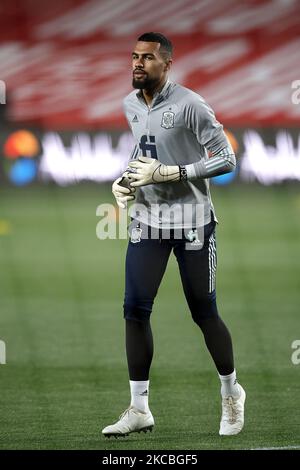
128;156;181;187
112;175;136;209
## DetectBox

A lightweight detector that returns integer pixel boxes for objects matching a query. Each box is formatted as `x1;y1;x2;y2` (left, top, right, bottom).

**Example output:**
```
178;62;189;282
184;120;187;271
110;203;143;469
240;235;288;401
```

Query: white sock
129;380;150;412
218;369;240;398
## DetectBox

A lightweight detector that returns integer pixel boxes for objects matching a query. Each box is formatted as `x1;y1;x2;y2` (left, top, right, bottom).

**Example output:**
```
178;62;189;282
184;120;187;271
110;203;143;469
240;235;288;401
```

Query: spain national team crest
130;227;142;243
161;111;175;129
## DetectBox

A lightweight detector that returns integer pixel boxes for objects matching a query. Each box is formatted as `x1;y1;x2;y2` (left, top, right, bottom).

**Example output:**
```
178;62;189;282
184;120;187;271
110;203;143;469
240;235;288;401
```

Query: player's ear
165;59;172;72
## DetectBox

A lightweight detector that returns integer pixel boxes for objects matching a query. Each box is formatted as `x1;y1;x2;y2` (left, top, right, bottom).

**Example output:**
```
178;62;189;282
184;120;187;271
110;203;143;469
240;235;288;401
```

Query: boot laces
223;396;237;424
118;406;134;420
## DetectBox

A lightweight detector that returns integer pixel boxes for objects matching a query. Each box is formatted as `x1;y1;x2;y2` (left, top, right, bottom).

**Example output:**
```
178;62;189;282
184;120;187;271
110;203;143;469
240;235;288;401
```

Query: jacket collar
136;79;173;107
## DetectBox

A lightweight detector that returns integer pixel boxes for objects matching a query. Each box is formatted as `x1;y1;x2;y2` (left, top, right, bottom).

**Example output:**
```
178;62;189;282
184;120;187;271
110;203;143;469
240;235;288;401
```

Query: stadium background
0;0;299;450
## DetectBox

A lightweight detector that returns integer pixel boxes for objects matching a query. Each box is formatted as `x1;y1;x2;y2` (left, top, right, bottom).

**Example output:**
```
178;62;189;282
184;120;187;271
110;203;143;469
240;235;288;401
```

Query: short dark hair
137;32;173;59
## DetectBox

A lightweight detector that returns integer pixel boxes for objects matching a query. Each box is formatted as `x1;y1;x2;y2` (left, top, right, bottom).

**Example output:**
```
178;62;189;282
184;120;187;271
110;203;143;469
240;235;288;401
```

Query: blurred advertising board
0;127;299;187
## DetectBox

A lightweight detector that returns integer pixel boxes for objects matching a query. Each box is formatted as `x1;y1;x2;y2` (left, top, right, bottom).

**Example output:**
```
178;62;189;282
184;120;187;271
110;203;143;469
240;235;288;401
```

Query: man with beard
102;32;246;438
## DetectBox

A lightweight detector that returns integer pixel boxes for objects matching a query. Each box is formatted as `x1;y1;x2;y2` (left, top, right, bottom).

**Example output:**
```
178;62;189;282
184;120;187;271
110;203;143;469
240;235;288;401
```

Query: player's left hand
128;156;180;187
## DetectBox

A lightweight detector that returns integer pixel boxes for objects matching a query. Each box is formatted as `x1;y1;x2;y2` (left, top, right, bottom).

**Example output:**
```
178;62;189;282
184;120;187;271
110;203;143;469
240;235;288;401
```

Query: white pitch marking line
251;446;300;450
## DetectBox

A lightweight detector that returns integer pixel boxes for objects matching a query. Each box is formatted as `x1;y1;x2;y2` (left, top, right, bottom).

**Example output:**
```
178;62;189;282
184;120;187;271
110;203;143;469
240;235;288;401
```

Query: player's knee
190;292;219;325
123;299;153;322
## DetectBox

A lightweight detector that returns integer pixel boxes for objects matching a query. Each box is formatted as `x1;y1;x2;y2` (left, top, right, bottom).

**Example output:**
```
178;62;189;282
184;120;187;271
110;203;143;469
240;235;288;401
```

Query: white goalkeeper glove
112;174;136;209
128;156;181;187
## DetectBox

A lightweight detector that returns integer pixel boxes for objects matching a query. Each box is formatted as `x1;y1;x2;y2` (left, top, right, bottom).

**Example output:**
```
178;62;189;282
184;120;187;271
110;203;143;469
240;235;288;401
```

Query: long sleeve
183;96;236;179
185;146;236;179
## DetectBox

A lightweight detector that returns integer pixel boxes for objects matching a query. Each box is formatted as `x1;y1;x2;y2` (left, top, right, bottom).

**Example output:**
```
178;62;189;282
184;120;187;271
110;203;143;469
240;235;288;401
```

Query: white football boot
219;384;246;436
102;406;154;438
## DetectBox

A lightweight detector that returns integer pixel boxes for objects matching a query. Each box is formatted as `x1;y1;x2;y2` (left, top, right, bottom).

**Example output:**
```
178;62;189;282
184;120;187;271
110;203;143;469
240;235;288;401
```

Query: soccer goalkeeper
102;32;246;438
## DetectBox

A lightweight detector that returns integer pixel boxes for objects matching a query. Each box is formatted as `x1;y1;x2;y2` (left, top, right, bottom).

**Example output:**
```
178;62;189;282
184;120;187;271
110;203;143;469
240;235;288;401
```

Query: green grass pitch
0;183;299;450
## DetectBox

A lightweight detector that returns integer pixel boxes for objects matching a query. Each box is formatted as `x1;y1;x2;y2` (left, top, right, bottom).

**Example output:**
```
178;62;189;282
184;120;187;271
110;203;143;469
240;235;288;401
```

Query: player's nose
134;57;144;68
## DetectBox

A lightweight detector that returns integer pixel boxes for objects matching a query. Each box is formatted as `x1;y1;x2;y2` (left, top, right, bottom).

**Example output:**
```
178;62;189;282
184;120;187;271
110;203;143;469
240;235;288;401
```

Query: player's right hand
112;175;136;209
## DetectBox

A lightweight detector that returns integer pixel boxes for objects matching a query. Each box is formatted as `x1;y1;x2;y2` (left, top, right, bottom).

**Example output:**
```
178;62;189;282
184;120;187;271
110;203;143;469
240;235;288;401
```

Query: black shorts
123;216;219;323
